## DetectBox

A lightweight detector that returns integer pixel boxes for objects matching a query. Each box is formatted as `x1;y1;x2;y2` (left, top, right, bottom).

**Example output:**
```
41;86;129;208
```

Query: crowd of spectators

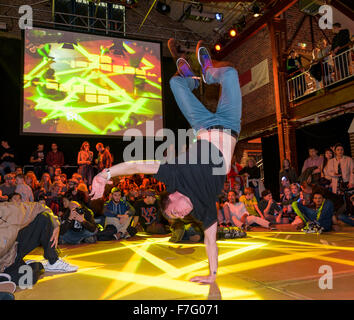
218;143;354;233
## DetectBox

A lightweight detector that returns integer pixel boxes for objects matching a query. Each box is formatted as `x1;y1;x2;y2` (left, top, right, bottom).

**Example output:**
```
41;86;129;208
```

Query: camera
75;207;85;215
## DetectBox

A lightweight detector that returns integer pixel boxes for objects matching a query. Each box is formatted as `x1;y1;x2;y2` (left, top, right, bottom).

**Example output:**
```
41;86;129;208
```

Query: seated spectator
218;180;231;205
54;167;62;178
239;187;264;218
338;193;354;227
39;173;52;194
15;167;23;176
134;189;168;234
0;202;77;287
67;178;88;205
290;183;301;200
239;157;262;201
279;176;291;198
279;159;298;186
59;194;97;245
46;143;64;178
280;187;297;223
59;173;68;193
0;139;16;176
0;174;16;202
25;171;41;200
47;182;63;216
9;193;22;204
233;182;243;198
72;173;89;194
258;189;285;224
164;213;204;243
227;155;244;189
223;191;272;230
292;190;334;232
30;143;46;179
15;174;34;202
102;187;136;239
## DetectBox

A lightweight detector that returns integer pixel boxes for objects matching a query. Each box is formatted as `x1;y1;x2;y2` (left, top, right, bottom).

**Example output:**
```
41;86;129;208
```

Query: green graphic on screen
23;28;163;136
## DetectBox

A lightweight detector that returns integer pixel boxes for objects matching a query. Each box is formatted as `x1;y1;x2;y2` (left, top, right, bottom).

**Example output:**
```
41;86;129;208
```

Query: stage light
252;4;261;17
214;43;221;52
215;12;223;22
156;0;171;14
229;27;237;38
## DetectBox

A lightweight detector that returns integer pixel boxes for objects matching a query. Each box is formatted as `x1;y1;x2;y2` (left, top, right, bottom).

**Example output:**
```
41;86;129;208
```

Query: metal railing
287;45;354;102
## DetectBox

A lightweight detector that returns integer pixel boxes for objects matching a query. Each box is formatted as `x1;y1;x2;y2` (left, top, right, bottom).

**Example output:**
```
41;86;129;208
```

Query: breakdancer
90;39;242;284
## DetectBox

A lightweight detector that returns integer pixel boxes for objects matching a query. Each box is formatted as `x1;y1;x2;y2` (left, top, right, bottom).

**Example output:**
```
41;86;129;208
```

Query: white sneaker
44;258;78;273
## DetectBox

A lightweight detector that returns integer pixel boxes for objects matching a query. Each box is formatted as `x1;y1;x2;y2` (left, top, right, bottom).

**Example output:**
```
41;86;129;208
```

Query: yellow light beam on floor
249;234;354;252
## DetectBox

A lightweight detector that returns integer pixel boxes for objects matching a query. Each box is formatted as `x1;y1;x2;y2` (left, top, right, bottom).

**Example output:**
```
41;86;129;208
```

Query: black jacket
60;206;97;235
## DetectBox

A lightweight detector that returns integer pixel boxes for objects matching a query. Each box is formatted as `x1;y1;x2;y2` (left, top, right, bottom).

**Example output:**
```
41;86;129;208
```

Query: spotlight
229;27;237;38
215;13;223;22
252;4;261;17
214;43;221;52
156;0;170;14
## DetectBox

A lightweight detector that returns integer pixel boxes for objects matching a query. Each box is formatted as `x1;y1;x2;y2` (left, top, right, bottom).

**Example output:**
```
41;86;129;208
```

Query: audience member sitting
67;178;88;205
15;174;34;202
338;193;354;227
9;193;22;204
102;187;136;240
258;189;286;224
0;138;16;176
239;157;262;201
39;173;52;194
30;143;46;179
46;143;64;178
239;187;264;218
134;189;168;234
292;190;334;232
0;201;78;288
279;176;291;198
290;183;301;200
15;167;23;176
218;180;231;205
280;187;297;223
0;173;16;202
164;213;204;243
59;173;68;193
233;182;243;198
59;193;97;245
25;171;41;200
223;191;272;230
46;182;63;216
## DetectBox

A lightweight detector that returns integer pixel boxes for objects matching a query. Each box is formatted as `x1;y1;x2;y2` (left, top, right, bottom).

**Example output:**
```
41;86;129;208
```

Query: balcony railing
287;45;354;103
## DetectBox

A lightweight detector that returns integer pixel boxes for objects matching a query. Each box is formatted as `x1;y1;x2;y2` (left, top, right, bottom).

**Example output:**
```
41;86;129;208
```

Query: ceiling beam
217;0;299;59
331;0;354;21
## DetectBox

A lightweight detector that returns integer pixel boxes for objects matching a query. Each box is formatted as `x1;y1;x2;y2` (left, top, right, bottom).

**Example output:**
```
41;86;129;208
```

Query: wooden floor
15;225;354;300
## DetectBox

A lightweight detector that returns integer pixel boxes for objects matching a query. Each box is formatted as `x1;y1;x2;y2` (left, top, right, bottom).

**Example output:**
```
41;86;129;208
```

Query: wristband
105;168;111;181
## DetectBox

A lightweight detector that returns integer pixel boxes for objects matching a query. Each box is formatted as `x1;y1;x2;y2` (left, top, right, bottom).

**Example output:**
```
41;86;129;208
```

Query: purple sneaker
196;41;213;83
176;57;199;79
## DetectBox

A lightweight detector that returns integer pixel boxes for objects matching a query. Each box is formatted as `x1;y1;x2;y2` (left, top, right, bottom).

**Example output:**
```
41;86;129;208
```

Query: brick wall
224;27;275;127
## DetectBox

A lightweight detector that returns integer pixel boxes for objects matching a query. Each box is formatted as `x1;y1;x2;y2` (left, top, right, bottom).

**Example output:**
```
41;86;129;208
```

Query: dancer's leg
169;75;217;132
204;66;242;134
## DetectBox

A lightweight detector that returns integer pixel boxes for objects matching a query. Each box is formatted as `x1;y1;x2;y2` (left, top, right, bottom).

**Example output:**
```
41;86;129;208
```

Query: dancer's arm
90;160;161;200
190;221;218;284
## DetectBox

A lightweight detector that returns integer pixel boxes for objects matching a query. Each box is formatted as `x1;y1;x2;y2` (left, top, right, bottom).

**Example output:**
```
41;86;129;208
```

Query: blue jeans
338;214;354;226
60;229;95;244
169;67;242;134
292;201;334;231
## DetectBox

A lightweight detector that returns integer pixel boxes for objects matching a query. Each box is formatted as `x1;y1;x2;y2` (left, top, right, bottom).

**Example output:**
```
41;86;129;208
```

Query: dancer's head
160;191;193;220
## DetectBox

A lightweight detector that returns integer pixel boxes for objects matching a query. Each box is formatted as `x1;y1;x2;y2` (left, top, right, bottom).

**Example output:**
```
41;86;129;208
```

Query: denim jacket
103;199;134;217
